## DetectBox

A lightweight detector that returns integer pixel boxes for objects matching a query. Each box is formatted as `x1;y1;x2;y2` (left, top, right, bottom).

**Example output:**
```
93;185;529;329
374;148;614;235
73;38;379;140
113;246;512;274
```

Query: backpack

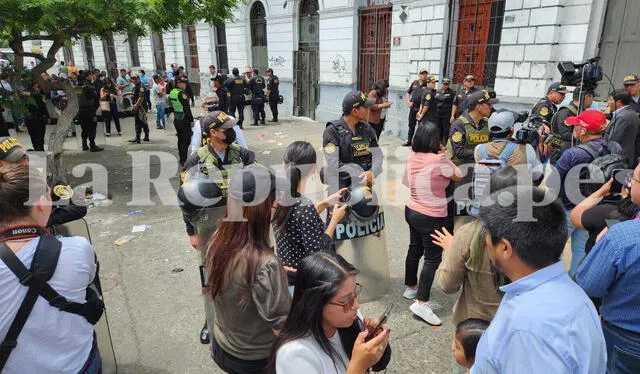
471;142;518;215
0;235;104;369
576;140;628;197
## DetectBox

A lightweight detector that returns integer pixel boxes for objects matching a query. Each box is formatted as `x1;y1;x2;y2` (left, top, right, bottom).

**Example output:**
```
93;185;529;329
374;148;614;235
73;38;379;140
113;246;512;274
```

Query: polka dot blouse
274;195;332;268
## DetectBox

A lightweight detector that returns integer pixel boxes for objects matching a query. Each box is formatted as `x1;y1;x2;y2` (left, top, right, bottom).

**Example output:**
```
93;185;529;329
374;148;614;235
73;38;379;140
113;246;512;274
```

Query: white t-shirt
152;83;167;105
276;332;350;374
0;236;96;373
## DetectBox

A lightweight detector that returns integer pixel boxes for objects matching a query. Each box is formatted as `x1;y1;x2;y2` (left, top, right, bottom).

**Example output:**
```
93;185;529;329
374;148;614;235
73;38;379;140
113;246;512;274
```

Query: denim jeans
156;103;166;128
603;320;640;374
566;209;589;276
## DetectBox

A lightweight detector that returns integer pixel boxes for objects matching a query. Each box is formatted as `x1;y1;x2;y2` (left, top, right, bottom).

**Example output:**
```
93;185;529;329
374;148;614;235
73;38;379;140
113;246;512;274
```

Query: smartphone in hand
365;303;394;341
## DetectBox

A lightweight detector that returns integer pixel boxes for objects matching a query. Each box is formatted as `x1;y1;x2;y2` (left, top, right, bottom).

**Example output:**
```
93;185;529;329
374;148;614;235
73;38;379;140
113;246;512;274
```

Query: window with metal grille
444;0;505;88
151;32;166;73
250;2;267;47
127;32;140;67
299;0;319;51
215;25;229;75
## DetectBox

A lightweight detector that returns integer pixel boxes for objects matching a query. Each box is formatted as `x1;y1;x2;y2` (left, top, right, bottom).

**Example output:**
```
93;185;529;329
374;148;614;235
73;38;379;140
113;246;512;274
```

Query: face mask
222;128;236;145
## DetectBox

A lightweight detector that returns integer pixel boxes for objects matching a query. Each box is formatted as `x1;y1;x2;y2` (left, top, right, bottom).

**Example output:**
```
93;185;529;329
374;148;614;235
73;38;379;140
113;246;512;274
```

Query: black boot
260;119;266;125
82;143;89;151
252;121;259;126
128;138;141;144
200;321;210;344
90;145;104;152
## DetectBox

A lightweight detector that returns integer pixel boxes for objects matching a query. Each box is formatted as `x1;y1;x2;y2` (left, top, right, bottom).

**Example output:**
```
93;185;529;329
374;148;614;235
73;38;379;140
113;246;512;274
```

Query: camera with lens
557;57;603;91
514;114;545;147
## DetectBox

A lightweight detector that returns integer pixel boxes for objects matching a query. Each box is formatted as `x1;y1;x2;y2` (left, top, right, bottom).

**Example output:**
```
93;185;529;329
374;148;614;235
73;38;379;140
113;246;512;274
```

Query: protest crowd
0;54;640;374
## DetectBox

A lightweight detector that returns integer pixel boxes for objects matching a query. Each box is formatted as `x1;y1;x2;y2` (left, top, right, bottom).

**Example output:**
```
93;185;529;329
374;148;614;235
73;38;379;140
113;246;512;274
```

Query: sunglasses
328;283;362;312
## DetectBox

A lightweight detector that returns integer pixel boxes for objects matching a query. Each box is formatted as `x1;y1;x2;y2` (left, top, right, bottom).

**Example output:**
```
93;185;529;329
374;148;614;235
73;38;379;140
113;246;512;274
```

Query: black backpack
0;235;104;369
576;140;628;197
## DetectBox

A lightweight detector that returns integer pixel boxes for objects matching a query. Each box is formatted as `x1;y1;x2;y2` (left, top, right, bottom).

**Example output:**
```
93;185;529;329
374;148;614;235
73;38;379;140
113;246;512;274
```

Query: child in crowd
452;318;490;372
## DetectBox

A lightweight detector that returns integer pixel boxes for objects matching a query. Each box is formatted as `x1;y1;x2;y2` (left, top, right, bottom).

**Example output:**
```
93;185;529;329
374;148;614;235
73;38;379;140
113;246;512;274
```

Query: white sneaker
105;133;111;137
410;301;442;326
403;287;417;299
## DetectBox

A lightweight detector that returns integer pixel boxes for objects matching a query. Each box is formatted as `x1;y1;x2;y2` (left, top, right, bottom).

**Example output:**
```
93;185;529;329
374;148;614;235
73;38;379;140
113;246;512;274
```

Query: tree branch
18;35;58;42
18;52;46;61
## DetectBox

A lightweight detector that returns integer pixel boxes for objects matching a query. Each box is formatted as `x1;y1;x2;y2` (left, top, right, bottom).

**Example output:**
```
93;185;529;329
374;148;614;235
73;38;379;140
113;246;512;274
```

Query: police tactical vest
75;85;96;112
550;103;578;146
230;76;244;96
169;88;184;112
446;115;489;165
196;143;243;167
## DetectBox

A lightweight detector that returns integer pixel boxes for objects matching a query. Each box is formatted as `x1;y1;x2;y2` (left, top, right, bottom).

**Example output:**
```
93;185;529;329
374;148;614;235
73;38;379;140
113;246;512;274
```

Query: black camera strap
0;227;103;370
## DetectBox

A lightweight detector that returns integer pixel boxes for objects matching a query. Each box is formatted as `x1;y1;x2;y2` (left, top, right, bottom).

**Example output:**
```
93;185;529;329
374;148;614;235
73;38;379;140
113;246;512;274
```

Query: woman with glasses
100;78;121;136
205;164;291;374
269;252;391;374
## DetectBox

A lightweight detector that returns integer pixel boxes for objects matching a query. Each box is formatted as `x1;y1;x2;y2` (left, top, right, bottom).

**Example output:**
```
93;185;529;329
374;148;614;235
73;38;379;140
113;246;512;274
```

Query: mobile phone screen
611;169;631;194
372;303;394;333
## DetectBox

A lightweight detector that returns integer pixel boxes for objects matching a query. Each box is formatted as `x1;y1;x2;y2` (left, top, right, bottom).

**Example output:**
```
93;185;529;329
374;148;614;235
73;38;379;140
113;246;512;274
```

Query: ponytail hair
273;141;317;231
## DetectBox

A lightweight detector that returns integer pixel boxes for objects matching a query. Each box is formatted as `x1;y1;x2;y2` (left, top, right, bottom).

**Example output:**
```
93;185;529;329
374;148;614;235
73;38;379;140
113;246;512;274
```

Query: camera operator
549;89;594;165
474;111;543;184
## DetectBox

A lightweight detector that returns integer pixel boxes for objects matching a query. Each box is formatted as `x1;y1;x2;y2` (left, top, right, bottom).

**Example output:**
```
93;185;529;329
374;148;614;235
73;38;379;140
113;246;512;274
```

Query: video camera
514;114;546;147
557;57;603;91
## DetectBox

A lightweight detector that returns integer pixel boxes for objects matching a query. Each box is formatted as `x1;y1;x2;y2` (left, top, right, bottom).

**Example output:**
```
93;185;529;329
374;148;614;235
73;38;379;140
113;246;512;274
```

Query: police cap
342;91;375;114
547;82;568;94
442;78;451;84
467;89;499;107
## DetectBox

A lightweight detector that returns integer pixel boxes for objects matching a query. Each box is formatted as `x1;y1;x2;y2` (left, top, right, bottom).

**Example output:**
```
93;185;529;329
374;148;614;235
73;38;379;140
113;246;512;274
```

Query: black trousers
212;338;268;374
174;118;192;165
404;206;452;302
437;116;450;145
251;97;265;123
78;113;98;147
25;114;46;151
134;110;150;140
268;98;278;121
369;121;383;140
407;107;419;143
0;112;9;136
229;98;245;128
103;101;121;134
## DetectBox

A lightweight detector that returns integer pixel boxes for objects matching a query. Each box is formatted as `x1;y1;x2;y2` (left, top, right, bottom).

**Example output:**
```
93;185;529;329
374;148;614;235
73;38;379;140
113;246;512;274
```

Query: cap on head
442;78;451;84
426;76;438;83
252;68;259;75
468;89;499;108
176;77;188;84
201;110;238;131
464;74;475;82
565;110;606;133
0;137;26;162
130;73;139;80
342;91;375;114
232;67;239;75
623;74;639;85
266;68;273;74
488;111;516;134
419;68;428;75
547;82;568;94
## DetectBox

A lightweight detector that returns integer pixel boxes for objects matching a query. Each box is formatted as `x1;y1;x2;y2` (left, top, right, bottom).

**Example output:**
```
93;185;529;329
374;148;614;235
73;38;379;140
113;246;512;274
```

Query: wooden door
250;2;268;74
184;25;201;96
358;7;392;94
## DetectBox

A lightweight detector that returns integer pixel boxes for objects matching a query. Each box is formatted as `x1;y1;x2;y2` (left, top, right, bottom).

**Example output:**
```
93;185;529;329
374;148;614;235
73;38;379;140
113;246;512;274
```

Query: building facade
24;0;640;139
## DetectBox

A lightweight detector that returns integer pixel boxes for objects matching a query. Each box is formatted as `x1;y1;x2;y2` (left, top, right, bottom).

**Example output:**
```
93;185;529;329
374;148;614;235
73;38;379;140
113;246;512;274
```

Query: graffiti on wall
269;55;286;67
331;55;348;77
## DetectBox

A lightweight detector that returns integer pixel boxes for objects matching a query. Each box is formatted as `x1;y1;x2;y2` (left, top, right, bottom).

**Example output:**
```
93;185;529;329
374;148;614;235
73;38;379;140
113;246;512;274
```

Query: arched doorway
294;0;320;119
250;2;268;74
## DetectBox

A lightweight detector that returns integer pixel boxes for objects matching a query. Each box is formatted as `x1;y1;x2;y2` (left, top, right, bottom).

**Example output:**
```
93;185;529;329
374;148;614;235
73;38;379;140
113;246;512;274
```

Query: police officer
322;91;383;192
266;68;280;122
248;68;266;126
450;74;480;122
168;77;194;165
549;89;594;165
127;73;150;144
76;71;103;152
403;68;429;146
623;74;640;116
226;68;246;128
532;81;568;125
180;110;256;345
213;76;230;114
446;89;495;166
416;76;438;126
436;78;455;144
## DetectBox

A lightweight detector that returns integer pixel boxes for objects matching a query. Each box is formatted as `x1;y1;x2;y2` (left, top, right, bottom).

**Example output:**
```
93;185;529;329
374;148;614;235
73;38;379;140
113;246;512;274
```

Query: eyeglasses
626;174;640;186
328;283;362;312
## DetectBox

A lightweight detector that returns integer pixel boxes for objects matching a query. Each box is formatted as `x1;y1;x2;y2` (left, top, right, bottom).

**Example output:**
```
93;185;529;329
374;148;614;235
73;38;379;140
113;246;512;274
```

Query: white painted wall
319;11;357;85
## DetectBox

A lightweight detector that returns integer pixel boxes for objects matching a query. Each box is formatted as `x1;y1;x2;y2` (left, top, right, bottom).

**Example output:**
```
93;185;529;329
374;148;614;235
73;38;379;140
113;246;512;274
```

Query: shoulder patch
452;131;463;143
325;143;336;154
53;185;73;200
540;107;549;116
181;93;188;100
139;87;145;92
425;93;431;101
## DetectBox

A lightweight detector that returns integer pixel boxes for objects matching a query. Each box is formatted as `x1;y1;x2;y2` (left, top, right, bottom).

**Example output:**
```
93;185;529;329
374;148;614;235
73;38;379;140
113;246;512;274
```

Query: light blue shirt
116;75;132;94
471;261;606;374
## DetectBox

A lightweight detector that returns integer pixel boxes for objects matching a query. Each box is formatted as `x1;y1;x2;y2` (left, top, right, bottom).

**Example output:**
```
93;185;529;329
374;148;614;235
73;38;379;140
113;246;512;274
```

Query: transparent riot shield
52;218;117;374
333;188;390;302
